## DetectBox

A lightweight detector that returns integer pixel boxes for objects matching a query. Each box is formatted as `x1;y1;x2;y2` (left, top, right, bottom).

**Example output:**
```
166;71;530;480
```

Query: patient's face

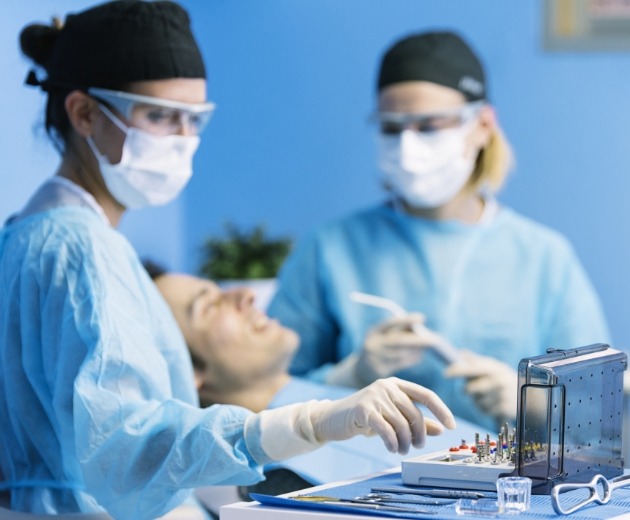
156;274;299;400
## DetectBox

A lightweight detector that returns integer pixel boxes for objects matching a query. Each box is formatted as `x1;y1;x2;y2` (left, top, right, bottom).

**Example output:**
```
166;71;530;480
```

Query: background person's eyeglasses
371;101;485;135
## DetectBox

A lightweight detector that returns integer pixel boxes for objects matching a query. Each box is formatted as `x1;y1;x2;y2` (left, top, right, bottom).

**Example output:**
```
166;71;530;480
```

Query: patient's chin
285;329;300;351
268;327;299;354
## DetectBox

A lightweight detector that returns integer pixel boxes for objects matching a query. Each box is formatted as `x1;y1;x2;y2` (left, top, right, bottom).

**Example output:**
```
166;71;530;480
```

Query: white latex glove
444;350;518;424
249;377;456;462
327;314;450;388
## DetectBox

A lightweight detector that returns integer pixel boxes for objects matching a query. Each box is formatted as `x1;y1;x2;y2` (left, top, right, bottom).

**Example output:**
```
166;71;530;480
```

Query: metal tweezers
551;473;630;515
291;494;437;514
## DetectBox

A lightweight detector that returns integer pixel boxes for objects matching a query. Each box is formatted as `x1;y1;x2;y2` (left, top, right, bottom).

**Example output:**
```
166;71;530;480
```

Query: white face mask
377;123;476;209
87;104;200;209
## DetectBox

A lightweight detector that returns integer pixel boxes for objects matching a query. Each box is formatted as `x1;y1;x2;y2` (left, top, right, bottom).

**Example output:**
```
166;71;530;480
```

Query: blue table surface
252;472;630;519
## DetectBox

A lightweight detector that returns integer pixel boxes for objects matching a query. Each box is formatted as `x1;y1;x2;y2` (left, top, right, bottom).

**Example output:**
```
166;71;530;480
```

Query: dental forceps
291;494;437;514
349;291;460;364
550;473;630;515
354;492;456;506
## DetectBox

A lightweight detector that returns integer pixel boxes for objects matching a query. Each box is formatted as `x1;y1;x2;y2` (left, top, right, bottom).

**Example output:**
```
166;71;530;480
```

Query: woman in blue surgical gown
0;3;456;518
268;31;610;433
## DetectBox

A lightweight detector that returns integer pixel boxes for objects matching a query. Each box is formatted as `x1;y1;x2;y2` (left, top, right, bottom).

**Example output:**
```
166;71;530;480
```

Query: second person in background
268;30;610;432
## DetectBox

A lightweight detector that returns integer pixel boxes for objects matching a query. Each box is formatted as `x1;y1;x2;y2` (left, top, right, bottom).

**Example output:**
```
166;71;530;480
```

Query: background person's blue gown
268;201;611;431
0;181;268;518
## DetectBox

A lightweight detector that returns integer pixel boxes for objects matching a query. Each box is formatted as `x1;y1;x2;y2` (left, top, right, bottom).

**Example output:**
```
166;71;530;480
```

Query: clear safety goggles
88;87;216;136
372;101;485;135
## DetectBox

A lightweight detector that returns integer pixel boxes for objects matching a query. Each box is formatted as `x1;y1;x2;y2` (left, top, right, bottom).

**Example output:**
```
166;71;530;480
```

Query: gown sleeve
35;219;266;519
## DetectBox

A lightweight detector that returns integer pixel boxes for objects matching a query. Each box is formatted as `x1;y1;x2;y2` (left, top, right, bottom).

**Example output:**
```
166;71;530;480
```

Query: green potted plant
199;222;293;309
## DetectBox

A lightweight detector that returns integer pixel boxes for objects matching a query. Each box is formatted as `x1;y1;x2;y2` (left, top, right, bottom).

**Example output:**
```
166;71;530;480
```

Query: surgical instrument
550;473;630;515
349;290;460;363
349;291;409;317
354;492;455;506
371;486;488;499
290;494;437;514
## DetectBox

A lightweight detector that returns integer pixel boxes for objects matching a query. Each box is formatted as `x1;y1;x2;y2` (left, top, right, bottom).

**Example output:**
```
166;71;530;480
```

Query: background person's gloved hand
249;377;456;462
326;314;450;387
444;350;518;424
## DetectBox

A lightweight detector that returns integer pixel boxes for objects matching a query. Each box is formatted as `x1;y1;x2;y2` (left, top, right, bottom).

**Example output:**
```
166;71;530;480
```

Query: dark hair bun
19;19;62;69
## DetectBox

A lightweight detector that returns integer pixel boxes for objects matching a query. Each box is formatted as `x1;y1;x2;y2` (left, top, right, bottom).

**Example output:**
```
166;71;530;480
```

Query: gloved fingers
361;382;416;453
444;350;508;379
425;417;447;436
384;333;440;350
465;375;503;394
371;345;425;367
473;392;500;415
410;414;428;449
444;360;491;379
375;399;421;455
384;384;429;449
464;376;517;419
466;385;502;415
370;313;426;335
389;413;413;455
411;324;451;346
365;412;401;453
446;366;493;380
393;378;456;430
364;332;440;360
360;335;429;380
355;378;432;453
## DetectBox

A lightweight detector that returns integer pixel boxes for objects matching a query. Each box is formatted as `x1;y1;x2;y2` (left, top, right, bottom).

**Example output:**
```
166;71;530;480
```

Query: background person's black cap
26;0;206;91
377;30;486;101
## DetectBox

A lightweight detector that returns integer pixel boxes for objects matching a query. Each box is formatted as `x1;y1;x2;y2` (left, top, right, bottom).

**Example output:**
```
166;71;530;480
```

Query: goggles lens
88;87;216;136
373;101;485;135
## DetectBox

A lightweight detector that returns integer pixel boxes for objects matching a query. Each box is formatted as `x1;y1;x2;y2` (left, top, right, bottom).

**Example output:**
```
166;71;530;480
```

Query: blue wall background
3;0;630;350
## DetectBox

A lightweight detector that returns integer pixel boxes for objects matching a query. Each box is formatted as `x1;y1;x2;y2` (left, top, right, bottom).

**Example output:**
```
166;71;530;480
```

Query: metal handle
609;473;630;492
550;475;611;515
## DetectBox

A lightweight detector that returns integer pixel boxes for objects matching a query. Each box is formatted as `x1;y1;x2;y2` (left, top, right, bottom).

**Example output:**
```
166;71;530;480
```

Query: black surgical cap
31;0;205;91
377;31;486;101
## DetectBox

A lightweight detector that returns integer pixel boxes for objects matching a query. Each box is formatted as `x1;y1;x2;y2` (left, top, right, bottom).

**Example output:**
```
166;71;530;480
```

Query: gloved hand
326;314;451;387
249;377;456;462
444;350;518;424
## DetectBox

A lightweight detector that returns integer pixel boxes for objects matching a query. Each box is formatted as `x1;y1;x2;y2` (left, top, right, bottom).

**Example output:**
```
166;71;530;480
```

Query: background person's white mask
378;125;475;209
87;113;199;210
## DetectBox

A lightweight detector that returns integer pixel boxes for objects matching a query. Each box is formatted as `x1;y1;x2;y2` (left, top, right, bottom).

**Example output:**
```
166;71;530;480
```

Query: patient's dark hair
142;258;168;280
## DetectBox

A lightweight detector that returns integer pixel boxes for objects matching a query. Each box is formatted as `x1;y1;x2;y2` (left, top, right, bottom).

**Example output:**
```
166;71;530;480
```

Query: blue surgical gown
268;202;610;431
0;206;268;518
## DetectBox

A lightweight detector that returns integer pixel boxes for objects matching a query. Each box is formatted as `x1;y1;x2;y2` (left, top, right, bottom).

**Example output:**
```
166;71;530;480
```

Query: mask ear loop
94;102;129;135
86;103;129;168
